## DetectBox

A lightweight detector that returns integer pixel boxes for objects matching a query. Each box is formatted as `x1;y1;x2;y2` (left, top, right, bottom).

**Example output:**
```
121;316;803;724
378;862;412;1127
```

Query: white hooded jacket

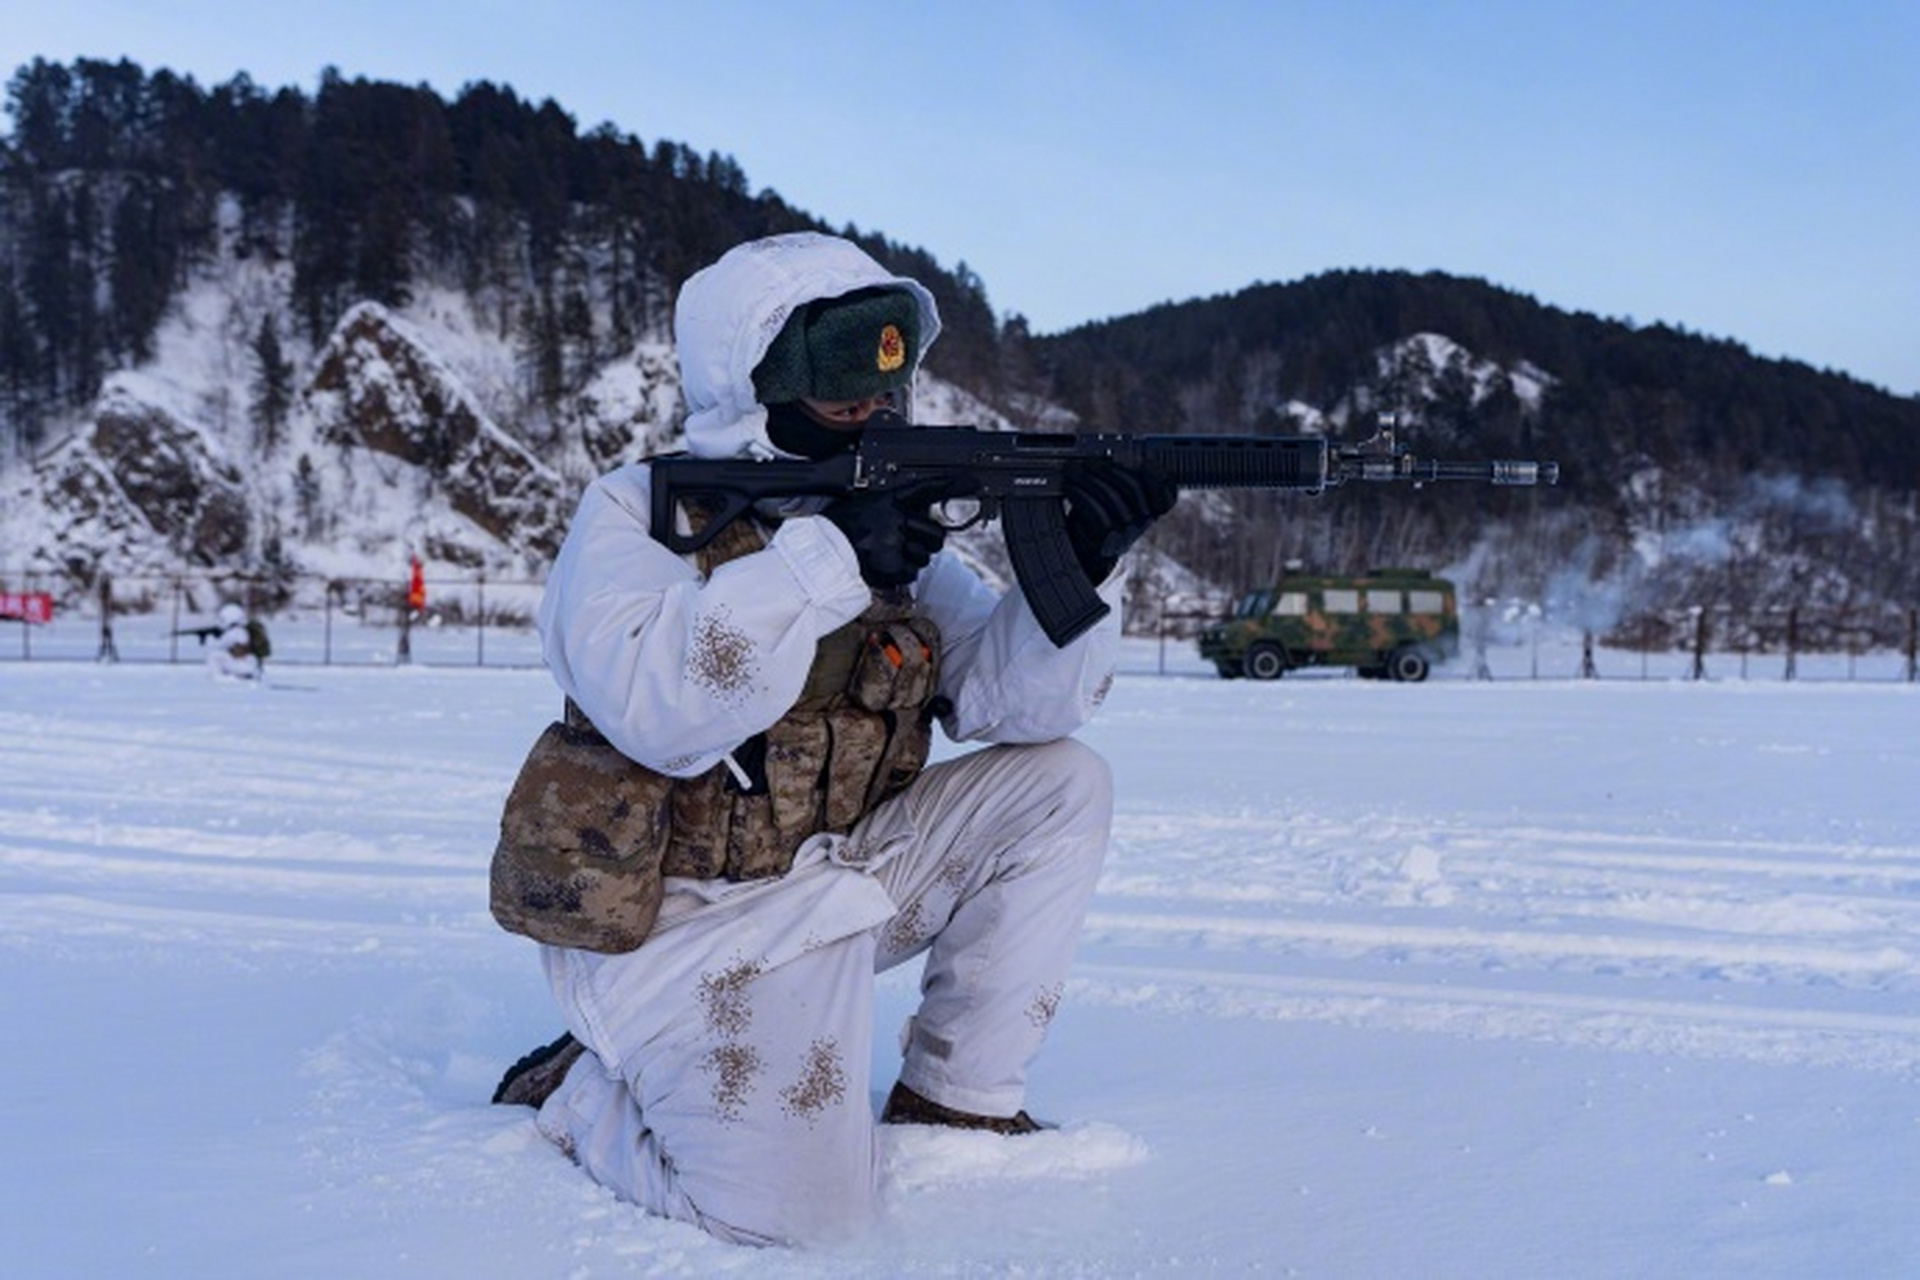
535;232;1125;780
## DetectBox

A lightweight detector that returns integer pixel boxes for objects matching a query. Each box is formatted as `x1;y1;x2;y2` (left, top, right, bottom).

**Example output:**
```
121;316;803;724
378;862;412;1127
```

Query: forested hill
3;57;1917;635
0;56;1003;456
1029;274;1920;633
1029;269;1920;503
7;53;1915;485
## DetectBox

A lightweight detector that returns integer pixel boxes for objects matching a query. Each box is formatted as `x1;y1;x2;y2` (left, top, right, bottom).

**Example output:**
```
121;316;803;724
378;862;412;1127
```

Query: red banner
0;591;54;624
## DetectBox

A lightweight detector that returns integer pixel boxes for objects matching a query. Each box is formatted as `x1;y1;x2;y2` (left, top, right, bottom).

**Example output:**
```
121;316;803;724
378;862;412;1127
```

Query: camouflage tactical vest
489;504;942;953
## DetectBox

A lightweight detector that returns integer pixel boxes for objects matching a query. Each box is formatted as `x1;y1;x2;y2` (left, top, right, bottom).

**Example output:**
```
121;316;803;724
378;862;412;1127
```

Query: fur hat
751;286;921;405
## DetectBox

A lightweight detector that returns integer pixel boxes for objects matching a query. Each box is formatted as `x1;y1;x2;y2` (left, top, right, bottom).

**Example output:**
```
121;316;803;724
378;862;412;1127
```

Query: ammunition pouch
657;609;942;882
488;706;673;954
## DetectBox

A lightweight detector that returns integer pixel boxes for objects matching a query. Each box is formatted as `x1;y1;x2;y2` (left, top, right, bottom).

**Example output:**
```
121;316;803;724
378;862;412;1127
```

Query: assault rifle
651;419;1558;647
171;625;224;644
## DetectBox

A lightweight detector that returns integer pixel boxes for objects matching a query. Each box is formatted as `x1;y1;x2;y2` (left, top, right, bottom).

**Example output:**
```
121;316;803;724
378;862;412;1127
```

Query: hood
673;232;942;459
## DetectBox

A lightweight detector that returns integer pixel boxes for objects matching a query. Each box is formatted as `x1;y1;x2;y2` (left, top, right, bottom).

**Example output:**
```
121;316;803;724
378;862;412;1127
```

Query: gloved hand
1063;459;1178;582
823;476;975;588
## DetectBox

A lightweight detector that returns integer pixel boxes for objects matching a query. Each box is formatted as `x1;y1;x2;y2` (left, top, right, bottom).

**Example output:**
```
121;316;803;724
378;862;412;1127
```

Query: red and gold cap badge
876;323;907;373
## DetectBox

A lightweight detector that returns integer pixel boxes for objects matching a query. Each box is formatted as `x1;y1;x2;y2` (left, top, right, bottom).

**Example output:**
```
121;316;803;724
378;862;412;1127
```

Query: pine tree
108;179;179;363
292;453;323;539
250;314;293;451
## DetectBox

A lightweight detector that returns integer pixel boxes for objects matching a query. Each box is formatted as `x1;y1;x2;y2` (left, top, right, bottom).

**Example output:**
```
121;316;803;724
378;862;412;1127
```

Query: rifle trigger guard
930;495;987;530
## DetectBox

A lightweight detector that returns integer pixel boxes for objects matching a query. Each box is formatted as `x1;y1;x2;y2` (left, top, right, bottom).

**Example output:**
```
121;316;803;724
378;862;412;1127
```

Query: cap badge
876;323;907;373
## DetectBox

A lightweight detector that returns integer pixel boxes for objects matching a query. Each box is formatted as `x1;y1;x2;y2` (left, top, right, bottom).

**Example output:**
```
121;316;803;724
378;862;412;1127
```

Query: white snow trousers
208;649;259;681
533;737;1112;1246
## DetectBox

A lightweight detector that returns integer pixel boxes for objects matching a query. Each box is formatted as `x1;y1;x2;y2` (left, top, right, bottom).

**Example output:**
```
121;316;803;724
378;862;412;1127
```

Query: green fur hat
751;286;921;405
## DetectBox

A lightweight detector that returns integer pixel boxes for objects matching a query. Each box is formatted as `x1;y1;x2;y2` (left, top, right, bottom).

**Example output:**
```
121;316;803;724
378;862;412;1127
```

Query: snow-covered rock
22;374;250;575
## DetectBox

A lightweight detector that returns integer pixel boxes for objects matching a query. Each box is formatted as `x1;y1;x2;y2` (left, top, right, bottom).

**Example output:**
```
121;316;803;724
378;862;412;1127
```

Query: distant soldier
207;602;266;681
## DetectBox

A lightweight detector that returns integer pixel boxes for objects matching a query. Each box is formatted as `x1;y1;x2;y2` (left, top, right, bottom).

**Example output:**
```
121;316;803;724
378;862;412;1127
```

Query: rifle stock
651;421;1557;646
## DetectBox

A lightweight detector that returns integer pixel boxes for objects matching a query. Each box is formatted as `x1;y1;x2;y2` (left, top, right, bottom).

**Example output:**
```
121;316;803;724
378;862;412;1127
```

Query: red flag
407;557;427;612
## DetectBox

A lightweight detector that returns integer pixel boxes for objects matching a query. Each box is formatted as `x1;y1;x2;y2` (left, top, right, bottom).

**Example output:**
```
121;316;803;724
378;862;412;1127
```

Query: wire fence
0;569;548;668
1135;594;1920;683
3;569;1918;681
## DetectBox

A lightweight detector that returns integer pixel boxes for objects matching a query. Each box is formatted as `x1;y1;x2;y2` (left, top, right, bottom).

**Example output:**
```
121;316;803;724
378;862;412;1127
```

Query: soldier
207;602;262;681
490;231;1172;1246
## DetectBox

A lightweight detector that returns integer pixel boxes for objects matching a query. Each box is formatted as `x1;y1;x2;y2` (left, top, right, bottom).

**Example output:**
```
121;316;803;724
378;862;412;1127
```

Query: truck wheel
1246;643;1289;681
1388;649;1430;682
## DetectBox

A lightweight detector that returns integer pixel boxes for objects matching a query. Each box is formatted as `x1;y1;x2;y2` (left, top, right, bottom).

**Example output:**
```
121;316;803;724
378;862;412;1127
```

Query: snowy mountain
1032;268;1920;643
2;193;661;590
0;200;1028;607
5;59;1919;648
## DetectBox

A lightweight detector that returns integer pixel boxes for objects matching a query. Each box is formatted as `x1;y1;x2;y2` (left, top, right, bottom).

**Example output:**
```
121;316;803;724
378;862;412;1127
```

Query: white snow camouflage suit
208;603;260;681
526;231;1125;1246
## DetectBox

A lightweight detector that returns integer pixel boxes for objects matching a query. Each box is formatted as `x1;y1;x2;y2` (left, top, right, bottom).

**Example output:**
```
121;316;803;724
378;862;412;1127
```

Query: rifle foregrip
1000;496;1110;648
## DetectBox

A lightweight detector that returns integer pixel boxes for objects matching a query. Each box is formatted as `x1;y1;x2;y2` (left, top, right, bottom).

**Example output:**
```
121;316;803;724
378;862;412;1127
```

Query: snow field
2;641;1916;1276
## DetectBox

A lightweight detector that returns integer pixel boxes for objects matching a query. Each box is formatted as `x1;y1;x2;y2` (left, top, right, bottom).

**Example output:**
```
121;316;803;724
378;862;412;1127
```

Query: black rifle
651;420;1558;647
171;626;224;644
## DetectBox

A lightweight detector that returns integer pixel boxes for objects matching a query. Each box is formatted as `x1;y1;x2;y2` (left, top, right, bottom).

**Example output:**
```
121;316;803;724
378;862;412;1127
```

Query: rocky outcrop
31;377;250;576
306;303;571;560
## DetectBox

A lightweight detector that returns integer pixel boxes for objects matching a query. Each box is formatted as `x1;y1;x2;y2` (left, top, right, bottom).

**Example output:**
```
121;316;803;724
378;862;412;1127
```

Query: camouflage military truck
1197;568;1459;682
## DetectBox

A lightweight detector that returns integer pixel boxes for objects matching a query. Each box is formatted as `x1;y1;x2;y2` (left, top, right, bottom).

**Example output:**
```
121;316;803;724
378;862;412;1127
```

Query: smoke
1386;465;1883;648
1740;472;1857;534
1659;519;1737;566
1547;472;1870;637
1543;534;1634;634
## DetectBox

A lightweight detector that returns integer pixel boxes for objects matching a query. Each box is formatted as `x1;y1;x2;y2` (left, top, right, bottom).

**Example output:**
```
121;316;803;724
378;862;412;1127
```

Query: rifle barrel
1409;459;1558;485
1129;433;1558;490
1339;454;1558;486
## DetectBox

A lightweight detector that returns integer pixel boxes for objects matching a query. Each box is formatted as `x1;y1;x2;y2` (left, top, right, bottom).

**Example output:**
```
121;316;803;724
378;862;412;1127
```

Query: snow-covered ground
2;634;1916;1277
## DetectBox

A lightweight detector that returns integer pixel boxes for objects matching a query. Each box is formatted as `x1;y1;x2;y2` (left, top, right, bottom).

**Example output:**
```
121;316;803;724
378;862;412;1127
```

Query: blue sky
6;1;1917;395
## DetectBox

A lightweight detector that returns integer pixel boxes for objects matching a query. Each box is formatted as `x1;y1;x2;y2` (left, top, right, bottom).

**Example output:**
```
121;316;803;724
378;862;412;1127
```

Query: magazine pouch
490;712;672;953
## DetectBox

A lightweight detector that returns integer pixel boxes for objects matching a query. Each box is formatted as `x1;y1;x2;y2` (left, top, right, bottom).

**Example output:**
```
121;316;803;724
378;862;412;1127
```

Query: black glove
1062;459;1178;582
823;476;974;588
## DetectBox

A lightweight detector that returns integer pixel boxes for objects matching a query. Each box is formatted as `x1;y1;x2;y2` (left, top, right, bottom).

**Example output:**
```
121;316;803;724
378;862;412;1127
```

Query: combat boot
880;1081;1049;1135
491;1031;585;1107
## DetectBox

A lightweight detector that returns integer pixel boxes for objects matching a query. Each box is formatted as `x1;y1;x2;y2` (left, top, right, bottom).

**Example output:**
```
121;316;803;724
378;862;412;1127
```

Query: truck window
1236;590;1275;618
1275;592;1308;616
1368;590;1404;614
1323;589;1361;614
1408;589;1445;614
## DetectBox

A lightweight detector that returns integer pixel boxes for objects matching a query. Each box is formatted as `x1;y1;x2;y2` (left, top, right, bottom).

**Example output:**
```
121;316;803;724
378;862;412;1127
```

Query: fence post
167;577;185;663
396;585;413;665
96;574;120;662
476;571;487;667
1690;608;1708;680
1907;608;1917;683
1783;607;1797;682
